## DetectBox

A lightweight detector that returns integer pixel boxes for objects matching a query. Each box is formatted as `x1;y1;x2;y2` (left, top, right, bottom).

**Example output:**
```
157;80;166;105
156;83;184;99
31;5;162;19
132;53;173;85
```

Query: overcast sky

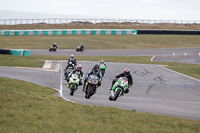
0;0;200;20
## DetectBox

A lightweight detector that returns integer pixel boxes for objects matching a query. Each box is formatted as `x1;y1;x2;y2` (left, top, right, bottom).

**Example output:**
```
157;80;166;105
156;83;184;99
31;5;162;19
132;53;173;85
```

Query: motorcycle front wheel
113;89;121;101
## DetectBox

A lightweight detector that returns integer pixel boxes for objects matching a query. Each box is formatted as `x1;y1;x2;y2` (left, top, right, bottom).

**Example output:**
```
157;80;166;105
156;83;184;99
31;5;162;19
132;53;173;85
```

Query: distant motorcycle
109;77;129;101
84;75;99;99
49;46;57;52
99;64;106;77
76;46;84;52
68;73;79;96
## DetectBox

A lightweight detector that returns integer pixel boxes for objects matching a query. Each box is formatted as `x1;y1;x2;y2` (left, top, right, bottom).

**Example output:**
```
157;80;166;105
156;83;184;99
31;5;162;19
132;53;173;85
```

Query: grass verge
0;35;200;49
0;55;44;67
0;77;200;133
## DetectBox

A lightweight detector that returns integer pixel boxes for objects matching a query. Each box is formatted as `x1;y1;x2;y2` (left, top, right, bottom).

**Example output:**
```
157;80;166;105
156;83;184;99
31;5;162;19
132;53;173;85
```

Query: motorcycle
68;73;79;96
84;75;99;99
64;68;74;82
99;64;106;77
76;46;84;52
49;46;57;52
109;77;129;101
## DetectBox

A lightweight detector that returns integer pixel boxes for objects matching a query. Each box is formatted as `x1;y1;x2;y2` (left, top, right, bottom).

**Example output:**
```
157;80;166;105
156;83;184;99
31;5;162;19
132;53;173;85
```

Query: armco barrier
137;30;200;35
0;49;30;56
0;49;11;54
0;29;137;36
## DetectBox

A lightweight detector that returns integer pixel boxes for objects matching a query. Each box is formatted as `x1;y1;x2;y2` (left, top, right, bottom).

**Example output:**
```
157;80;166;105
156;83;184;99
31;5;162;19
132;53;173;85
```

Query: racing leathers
110;73;133;93
68;57;77;66
68;69;84;85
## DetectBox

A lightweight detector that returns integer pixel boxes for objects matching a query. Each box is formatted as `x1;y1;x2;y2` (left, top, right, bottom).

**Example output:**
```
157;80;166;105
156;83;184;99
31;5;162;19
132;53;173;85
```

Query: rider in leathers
68;64;84;85
67;54;77;66
110;68;133;94
83;64;102;91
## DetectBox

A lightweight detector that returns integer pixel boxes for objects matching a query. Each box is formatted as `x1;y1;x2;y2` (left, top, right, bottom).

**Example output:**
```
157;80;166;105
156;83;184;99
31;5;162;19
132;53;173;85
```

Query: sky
0;0;200;20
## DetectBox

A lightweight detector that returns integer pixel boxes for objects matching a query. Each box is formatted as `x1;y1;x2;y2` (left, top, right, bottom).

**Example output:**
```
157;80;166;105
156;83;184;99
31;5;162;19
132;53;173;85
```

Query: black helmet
124;68;130;76
94;64;99;72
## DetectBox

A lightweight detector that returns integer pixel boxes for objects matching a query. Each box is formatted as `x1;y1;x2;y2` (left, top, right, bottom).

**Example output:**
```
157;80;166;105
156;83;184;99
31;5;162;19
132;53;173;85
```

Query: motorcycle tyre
113;89;121;101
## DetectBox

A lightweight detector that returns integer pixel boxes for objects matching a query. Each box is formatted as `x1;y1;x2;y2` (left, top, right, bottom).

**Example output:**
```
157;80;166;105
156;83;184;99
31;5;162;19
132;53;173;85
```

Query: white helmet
71;54;74;58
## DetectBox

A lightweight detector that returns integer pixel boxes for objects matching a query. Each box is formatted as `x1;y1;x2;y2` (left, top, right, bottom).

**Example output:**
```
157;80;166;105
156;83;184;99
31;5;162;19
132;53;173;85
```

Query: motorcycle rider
83;64;102;91
68;64;84;85
52;43;57;49
64;62;75;81
80;43;84;50
109;68;133;94
99;60;106;67
67;54;77;66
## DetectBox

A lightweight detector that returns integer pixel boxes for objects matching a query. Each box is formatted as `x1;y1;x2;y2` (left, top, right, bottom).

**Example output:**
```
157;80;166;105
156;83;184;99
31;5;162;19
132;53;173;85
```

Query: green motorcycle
99;64;106;77
68;73;79;96
109;77;129;101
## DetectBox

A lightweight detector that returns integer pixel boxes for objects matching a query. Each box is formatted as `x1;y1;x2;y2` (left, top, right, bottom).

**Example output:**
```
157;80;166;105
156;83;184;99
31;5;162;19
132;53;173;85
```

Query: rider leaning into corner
83;64;102;91
80;43;84;49
68;64;84;85
68;54;77;66
52;43;57;48
110;68;133;94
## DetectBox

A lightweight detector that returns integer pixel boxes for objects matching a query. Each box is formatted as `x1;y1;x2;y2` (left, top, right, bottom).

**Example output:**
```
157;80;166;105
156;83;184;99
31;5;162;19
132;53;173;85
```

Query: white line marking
162;67;200;82
59;61;75;103
151;55;156;62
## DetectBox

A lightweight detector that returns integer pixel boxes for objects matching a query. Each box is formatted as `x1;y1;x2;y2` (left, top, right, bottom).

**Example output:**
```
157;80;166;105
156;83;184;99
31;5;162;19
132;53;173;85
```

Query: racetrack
30;47;200;64
1;57;200;120
1;47;200;119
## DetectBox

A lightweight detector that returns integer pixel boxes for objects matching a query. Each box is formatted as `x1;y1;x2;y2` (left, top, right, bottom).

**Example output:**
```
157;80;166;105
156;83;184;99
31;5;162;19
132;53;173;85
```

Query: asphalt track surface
1;47;200;120
30;47;200;64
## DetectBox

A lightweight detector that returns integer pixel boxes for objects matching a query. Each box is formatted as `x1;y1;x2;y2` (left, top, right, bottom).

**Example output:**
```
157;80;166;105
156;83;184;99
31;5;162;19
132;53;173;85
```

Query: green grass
0;77;200;133
0;55;44;67
0;35;200;49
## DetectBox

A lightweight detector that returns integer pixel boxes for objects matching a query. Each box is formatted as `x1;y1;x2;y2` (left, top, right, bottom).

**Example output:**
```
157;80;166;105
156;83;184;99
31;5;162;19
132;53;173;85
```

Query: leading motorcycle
109;77;129;101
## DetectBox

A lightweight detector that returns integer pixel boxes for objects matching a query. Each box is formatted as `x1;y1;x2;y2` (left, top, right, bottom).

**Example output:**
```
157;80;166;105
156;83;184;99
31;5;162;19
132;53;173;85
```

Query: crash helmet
54;43;56;45
124;68;130;76
77;64;82;71
94;64;99;72
71;54;74;58
100;60;104;64
81;43;83;46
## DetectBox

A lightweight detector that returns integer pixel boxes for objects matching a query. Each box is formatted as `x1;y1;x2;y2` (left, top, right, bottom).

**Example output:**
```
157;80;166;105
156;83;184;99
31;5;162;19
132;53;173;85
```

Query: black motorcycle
84;75;99;99
76;46;84;52
49;46;57;52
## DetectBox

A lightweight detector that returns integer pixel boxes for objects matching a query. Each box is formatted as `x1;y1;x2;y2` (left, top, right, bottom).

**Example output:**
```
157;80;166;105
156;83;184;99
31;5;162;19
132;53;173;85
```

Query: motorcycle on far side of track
109;77;129;101
76;46;84;52
49;46;57;52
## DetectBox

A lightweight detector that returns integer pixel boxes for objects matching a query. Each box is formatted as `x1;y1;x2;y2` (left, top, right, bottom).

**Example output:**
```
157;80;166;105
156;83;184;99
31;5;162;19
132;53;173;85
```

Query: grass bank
0;77;200;133
0;35;200;49
1;23;200;30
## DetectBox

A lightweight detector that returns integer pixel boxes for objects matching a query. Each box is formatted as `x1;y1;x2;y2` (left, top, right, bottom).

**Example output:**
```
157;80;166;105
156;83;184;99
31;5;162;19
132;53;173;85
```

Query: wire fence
0;18;200;25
